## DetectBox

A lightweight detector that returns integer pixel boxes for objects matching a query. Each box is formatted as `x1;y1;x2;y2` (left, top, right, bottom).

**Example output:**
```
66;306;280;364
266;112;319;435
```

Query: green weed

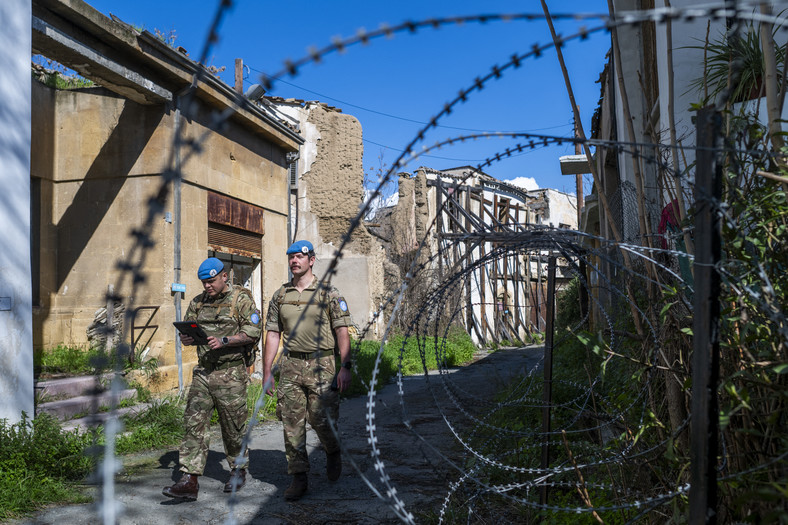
34;345;162;390
0;413;93;520
114;398;184;455
345;328;477;397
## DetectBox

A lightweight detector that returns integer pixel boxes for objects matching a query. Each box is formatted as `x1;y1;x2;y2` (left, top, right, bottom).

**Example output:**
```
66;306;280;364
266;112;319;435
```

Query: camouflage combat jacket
265;277;351;354
184;284;262;367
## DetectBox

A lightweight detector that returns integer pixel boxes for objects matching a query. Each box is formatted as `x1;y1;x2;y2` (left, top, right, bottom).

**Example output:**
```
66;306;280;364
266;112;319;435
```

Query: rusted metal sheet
207;192;264;235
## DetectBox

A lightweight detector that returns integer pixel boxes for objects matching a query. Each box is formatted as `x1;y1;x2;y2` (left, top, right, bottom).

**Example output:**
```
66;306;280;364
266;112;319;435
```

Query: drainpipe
173;88;191;394
286;151;299;248
287;180;293;248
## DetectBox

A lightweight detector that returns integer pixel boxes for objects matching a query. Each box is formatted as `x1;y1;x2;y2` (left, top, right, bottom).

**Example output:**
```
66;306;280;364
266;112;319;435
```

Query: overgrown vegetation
31;56;94;90
686;22;785;106
435;124;788;522
34;344;158;379
0;414;93;521
711;116;788;521
114;398;184;455
346;327;477;397
437;279;649;523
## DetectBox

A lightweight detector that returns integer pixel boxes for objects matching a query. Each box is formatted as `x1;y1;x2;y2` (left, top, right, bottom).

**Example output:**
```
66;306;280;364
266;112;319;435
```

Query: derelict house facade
31;0;302;391
370;166;577;346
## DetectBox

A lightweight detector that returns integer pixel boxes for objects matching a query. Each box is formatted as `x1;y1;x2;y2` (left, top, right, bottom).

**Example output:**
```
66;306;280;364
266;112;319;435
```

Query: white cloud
505;176;539;191
363;189;399;220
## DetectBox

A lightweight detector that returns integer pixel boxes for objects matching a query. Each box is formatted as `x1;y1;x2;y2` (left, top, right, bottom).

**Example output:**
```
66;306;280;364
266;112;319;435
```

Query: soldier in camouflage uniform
263;240;353;501
163;257;262;501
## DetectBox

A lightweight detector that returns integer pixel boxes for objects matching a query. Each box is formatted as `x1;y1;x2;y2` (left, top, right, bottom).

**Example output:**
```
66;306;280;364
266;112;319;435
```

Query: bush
0;413;93;480
34;345;93;376
247;381;277;423
0;413;93;520
0;402;190;519
345;328;477;397
344;339;399;397
0;462;88;521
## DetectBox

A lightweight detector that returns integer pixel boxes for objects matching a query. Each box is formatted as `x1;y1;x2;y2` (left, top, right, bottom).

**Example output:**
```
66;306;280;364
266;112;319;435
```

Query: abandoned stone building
264;97;390;340
31;0;373;393
367;166;577;344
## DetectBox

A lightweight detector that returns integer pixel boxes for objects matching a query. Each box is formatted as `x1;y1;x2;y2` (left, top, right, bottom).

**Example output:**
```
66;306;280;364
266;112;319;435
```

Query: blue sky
84;0;611;196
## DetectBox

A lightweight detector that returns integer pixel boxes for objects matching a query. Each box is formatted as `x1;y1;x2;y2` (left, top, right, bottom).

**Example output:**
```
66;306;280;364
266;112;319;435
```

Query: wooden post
234;58;243;93
105;284;115;355
579;259;589;324
689;107;722;524
480;240;488;340
465;188;473;335
539;256;557;506
436;179;443;280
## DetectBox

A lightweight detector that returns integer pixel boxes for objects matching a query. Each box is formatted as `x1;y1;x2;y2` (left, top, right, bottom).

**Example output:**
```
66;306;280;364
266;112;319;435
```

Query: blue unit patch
339;300;348;312
251;312;260;324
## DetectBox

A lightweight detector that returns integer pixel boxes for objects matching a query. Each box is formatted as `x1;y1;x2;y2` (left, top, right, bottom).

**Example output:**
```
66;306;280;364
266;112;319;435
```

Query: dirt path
14;346;542;525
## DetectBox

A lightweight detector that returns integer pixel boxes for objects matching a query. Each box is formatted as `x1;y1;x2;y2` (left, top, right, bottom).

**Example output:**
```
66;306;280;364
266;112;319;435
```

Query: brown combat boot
223;468;247;493
326;450;342;481
162;473;199;501
284;472;308;501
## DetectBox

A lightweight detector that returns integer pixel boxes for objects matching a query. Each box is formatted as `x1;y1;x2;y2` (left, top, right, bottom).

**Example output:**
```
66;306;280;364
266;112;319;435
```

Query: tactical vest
193;284;260;367
273;284;337;354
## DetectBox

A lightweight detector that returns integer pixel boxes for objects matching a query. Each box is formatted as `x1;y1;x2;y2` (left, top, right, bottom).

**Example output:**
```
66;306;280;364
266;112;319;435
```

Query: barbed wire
63;1;788;522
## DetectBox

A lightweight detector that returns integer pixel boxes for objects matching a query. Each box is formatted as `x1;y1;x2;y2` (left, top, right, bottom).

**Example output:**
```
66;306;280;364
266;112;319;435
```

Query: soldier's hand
336;367;352;393
206;336;223;350
179;333;195;346
263;372;276;396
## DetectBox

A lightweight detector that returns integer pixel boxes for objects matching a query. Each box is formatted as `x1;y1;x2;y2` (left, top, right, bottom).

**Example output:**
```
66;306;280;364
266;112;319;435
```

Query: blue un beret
286;240;314;255
197;257;224;280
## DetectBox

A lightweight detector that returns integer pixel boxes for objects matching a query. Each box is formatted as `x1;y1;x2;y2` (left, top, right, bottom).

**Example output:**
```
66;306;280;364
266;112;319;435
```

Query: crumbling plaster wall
387;170;447;260
542;189;578;229
388;174;418;254
278;101;387;338
300;104;366;244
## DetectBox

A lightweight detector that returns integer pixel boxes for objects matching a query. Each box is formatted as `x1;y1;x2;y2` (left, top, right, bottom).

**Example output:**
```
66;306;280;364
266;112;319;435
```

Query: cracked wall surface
275;101;387;339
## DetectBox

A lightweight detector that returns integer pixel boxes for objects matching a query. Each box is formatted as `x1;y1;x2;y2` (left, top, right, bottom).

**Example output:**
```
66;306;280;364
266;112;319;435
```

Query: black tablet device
173;321;210;345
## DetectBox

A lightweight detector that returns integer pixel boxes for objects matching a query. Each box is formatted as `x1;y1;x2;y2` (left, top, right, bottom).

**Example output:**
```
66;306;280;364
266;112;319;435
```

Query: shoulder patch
251;311;260;324
339;300;348;312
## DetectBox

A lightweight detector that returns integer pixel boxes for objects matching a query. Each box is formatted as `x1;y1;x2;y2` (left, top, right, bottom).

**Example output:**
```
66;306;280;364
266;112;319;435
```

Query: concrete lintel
32;15;171;105
559;154;591;175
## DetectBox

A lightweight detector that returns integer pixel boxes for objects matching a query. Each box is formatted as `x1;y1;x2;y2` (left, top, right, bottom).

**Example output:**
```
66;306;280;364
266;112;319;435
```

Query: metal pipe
689;107;722;525
539;256;557;506
173;93;186;394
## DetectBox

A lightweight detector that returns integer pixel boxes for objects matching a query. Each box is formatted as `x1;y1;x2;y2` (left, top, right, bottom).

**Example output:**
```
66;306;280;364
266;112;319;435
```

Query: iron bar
539;256;557;506
689;107;722;524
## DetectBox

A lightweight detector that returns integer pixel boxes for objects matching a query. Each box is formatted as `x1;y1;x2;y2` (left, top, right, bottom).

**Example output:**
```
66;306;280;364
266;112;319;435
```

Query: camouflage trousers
276;354;339;474
178;363;249;475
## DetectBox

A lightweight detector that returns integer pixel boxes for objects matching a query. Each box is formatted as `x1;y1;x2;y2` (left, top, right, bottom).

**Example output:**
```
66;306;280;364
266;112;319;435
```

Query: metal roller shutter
207;222;262;258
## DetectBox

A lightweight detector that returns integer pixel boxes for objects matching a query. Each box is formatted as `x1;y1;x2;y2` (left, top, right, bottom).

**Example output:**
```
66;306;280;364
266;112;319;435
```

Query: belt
201;359;245;371
287;349;334;360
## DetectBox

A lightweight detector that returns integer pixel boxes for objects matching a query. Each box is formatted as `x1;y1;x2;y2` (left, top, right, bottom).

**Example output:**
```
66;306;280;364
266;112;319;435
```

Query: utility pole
235;58;243;93
575;120;584;227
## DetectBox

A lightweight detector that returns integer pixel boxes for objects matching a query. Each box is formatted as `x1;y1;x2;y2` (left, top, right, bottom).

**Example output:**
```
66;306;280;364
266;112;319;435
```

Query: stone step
60;403;153;433
37;388;138;422
35;373;117;401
